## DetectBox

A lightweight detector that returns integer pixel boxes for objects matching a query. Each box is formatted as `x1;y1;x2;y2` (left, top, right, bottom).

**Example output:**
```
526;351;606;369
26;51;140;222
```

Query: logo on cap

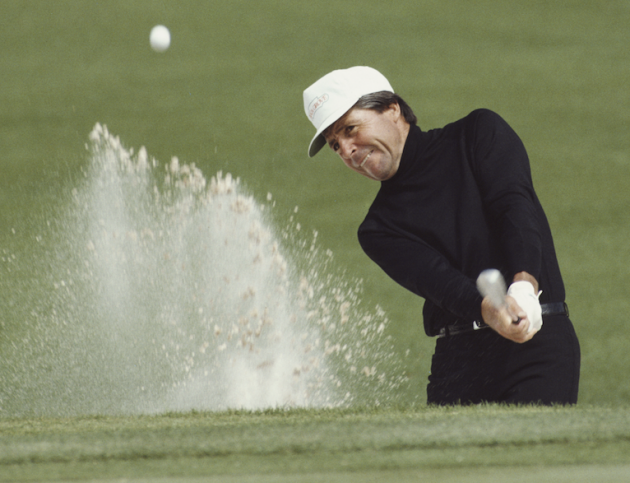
307;94;329;120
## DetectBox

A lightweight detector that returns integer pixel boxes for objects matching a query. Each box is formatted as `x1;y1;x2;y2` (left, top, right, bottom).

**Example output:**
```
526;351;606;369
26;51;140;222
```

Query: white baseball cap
303;66;394;157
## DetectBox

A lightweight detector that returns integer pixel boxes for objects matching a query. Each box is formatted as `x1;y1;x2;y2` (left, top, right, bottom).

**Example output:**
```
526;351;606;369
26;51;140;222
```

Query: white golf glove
507;281;543;334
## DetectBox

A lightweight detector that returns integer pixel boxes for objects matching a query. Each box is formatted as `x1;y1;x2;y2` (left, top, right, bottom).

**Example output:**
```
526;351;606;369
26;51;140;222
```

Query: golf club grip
476;269;507;308
476;269;522;325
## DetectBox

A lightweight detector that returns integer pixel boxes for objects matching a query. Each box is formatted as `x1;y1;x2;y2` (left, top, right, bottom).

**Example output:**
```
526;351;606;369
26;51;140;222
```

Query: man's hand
481;294;535;343
507;281;543;334
479;270;542;343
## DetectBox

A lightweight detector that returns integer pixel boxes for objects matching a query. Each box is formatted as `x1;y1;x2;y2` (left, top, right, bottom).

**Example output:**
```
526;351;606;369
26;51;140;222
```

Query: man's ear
386;102;402;121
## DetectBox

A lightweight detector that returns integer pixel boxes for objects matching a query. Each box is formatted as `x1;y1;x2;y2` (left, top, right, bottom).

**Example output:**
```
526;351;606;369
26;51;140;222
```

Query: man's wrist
512;271;539;293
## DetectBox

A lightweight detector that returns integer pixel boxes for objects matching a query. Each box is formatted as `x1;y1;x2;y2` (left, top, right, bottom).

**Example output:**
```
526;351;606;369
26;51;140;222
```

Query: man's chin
362;170;388;181
362;164;392;181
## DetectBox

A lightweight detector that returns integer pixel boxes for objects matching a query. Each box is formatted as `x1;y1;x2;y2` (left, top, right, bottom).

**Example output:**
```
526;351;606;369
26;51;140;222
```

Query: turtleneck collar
383;124;425;185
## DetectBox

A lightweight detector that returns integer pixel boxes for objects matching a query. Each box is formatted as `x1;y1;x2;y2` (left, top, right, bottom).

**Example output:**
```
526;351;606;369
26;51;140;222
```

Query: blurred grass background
1;0;629;406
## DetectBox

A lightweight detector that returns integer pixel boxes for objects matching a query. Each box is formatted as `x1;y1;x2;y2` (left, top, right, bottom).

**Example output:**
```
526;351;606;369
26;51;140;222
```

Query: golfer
303;66;580;405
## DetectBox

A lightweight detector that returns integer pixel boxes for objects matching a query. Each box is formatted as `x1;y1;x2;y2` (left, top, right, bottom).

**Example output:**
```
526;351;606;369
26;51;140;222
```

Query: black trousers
427;314;580;405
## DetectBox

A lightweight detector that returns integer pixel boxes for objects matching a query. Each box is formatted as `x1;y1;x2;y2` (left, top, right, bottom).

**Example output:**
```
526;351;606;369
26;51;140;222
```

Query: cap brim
307;98;358;158
308;134;327;158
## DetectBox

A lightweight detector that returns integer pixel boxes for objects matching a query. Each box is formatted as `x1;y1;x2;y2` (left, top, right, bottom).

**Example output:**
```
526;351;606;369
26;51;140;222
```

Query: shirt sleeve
469;109;542;281
358;223;484;322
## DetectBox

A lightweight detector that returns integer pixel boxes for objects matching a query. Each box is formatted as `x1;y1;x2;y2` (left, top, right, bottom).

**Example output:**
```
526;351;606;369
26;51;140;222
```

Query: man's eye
345;126;355;134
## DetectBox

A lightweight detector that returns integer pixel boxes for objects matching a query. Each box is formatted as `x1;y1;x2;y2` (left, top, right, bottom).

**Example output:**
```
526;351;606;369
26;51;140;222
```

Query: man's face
323;104;409;181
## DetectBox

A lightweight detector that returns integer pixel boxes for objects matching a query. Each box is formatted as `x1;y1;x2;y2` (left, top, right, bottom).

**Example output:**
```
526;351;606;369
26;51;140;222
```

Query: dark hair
322;91;417;140
355;91;417;125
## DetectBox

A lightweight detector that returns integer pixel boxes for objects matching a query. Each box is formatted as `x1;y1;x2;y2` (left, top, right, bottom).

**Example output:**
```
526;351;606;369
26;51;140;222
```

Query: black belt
437;302;569;338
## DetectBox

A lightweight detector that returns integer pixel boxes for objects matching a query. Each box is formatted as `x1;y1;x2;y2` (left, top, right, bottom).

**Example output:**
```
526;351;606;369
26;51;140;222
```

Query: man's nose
338;138;355;162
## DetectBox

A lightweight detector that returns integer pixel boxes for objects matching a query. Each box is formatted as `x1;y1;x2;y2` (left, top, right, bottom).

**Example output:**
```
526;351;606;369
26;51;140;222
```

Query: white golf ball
150;25;171;52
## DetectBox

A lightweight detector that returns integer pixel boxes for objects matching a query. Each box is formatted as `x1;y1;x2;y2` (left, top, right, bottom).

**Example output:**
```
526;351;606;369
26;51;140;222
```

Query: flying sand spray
0;125;404;417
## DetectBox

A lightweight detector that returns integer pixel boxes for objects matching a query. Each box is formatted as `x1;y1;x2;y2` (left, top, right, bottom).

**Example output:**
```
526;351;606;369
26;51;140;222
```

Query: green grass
2;406;630;481
2;0;628;407
1;0;630;479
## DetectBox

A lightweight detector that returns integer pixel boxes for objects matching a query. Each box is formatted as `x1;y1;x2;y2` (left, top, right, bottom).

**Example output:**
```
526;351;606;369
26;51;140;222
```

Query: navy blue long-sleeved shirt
358;109;565;336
